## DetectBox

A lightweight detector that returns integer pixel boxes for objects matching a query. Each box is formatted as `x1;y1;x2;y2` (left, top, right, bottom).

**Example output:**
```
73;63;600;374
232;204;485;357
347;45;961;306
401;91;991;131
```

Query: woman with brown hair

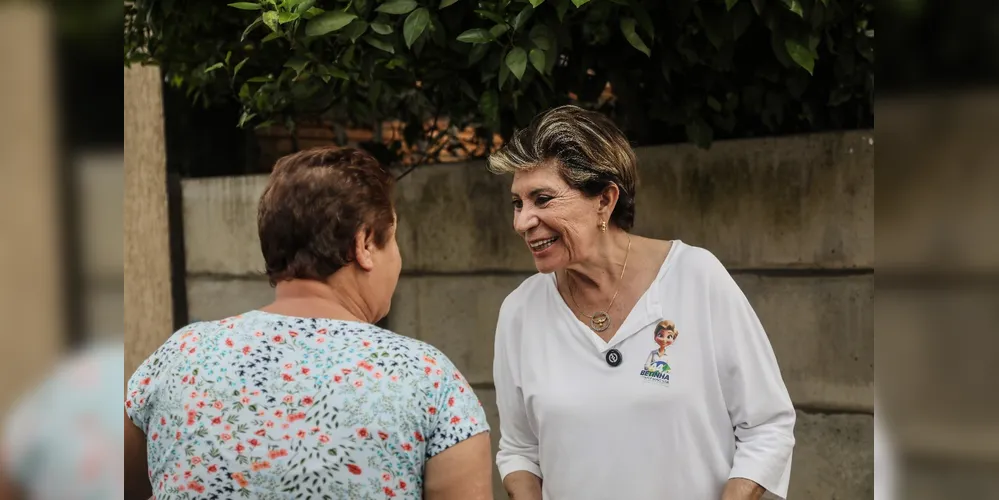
490;105;796;500
124;147;492;499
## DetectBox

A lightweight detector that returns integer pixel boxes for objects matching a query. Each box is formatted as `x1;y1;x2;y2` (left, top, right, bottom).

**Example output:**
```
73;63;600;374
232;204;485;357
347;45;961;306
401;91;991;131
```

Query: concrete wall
182;130;875;499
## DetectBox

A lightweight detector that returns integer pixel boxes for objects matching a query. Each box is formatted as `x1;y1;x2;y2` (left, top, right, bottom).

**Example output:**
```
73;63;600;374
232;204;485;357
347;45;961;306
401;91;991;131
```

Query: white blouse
493;240;796;499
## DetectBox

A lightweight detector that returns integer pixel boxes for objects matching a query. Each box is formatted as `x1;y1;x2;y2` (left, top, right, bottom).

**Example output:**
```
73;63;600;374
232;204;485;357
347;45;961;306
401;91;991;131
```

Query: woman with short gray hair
490;105;796;500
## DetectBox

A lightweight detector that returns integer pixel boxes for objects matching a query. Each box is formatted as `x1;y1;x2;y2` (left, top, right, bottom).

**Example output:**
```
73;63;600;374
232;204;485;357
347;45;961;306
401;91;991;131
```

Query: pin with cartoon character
644;320;679;374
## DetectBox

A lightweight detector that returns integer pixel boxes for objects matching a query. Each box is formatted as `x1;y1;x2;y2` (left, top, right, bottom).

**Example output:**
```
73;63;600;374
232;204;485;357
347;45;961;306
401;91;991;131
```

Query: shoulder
497;272;551;320
361;324;466;376
667;241;732;285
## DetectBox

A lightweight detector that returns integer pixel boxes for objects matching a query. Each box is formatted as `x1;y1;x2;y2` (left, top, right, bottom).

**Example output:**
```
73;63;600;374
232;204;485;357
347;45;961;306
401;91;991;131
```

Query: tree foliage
125;0;873;164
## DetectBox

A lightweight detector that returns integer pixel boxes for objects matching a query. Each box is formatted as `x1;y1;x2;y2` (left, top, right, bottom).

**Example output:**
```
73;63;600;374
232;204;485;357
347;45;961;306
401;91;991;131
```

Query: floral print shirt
3;342;123;500
125;311;489;499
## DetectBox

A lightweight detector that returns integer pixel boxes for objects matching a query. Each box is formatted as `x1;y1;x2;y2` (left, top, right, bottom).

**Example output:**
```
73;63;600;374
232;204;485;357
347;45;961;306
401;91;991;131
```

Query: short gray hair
487;105;638;230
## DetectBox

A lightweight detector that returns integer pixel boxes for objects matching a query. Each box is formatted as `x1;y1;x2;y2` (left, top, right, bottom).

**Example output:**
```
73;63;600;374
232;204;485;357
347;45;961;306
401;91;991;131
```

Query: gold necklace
567;235;632;332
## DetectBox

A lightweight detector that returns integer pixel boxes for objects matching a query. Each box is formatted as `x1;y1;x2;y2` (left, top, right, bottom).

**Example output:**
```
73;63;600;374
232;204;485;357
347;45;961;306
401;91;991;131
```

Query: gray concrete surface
183;131;874;276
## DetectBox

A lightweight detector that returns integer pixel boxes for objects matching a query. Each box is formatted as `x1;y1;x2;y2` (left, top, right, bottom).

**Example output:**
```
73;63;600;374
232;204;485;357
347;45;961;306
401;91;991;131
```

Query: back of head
257;146;395;286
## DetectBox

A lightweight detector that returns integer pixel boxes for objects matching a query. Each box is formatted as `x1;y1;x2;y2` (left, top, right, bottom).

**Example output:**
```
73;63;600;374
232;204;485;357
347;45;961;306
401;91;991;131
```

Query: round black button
605;349;623;367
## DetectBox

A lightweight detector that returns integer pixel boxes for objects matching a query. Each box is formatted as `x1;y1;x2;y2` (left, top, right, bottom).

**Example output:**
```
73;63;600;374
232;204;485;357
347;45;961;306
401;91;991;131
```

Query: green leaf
631;3;654;41
529;48;546;74
364;35;395;53
205;62;224;73
571;0;589;6
238;111;256;128
554;0;570;21
329;67;350;80
456;28;493;44
480;90;500;129
468;43;489;64
233;58;249;78
343;20;369;42
782;0;804;17
289;0;316;13
731;2;754;40
725;0;738;11
376;0;418;15
228;2;261;10
278;11;300;23
512;6;534;31
686;118;713;148
261;31;283;42
459;79;477;100
284;57;309;75
371;23;393;35
529;0;545;6
475;9;505;23
490;24;509;38
498;56;510;89
506;47;528;80
305;11;358;36
304;7;324;18
262;11;280;31
529;25;552;50
784;39;814;74
707;96;722;112
241;17;263;41
440;0;461;8
620;18;651;57
403;8;430;48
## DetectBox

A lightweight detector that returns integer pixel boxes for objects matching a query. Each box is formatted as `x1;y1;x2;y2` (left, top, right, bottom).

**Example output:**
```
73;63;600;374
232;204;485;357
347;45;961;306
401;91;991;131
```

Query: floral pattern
126;311;488;499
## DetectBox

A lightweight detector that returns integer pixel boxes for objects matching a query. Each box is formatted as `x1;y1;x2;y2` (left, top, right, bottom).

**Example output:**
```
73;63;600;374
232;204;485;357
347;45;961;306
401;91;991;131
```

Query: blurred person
489;105;796;500
0;341;124;500
124;147;492;499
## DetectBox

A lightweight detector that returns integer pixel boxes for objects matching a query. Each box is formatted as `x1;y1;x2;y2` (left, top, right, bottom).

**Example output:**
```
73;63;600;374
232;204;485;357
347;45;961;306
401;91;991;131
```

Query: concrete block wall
182;130;875;499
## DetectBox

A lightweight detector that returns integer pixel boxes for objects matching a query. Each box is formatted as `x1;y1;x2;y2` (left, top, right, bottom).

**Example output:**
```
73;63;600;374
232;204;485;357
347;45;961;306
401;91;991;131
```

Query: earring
600;221;608;232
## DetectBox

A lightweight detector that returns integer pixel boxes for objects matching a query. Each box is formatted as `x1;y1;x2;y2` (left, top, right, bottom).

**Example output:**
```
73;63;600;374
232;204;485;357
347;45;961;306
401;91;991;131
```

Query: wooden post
0;4;63;411
124;64;174;377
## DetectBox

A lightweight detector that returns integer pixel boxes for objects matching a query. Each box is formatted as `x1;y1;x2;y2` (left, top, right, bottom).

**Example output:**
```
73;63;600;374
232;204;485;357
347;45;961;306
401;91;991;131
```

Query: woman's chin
532;255;564;274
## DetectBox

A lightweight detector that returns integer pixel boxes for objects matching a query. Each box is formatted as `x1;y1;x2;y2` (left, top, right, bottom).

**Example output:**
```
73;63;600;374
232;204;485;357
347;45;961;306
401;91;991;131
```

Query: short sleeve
125;327;190;432
421;351;490;458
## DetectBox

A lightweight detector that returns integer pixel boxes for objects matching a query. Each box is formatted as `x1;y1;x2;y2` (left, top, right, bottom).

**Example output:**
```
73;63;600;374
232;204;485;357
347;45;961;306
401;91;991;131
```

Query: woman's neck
564;230;633;295
262;279;372;324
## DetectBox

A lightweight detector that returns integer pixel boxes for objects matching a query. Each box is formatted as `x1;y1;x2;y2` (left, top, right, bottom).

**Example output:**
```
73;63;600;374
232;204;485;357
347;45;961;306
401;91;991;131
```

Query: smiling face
510;163;606;274
654;320;678;349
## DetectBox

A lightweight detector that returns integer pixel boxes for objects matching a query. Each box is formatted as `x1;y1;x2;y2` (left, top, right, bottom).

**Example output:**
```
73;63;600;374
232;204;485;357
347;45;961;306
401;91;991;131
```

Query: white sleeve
493;294;542;480
709;260;796;498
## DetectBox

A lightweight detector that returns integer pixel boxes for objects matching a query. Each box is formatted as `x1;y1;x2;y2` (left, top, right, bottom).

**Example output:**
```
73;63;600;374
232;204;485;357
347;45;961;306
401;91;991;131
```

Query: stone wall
182;130;875;499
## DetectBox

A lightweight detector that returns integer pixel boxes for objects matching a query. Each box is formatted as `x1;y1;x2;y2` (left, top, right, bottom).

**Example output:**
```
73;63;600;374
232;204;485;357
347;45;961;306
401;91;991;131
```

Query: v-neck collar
548;240;683;353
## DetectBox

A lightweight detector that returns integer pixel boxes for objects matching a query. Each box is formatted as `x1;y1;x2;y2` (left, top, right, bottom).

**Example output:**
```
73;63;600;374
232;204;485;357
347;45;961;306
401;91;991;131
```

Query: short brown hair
487;105;639;230
258;146;395;285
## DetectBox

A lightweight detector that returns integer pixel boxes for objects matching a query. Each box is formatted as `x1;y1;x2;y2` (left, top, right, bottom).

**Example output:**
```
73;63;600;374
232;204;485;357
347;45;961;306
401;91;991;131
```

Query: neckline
548;239;682;352
245;309;374;329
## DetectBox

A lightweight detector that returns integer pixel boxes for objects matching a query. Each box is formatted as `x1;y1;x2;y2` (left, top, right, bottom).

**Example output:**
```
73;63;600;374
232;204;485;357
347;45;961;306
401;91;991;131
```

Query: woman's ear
354;229;375;271
598;183;620;218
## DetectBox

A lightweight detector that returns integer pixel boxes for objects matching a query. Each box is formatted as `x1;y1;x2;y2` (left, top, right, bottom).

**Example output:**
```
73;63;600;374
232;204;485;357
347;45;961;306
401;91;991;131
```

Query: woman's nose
513;208;538;233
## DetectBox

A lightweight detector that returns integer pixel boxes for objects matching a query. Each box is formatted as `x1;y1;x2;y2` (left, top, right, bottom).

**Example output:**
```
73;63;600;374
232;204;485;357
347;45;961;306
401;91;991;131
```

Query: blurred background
0;0;995;497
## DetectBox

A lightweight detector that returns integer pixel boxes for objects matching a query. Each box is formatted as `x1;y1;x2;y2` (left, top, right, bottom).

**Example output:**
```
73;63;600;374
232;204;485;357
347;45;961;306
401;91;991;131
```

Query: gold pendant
590;312;610;332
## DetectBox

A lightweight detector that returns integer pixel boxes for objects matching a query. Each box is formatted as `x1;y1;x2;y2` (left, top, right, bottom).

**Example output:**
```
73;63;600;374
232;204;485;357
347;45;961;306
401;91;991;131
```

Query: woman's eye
536;195;552;206
511;199;523;210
